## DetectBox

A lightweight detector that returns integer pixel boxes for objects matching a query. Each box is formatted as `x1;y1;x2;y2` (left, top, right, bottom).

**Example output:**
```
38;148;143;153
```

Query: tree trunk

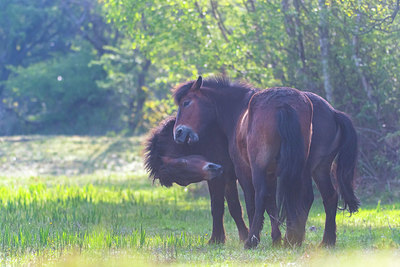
128;59;151;133
318;0;333;102
351;7;376;113
293;0;306;70
281;0;298;84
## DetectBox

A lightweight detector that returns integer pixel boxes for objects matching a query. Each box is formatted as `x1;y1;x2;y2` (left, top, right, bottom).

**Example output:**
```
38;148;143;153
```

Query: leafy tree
0;0;117;133
105;0;400;182
3;42;122;134
94;39;176;133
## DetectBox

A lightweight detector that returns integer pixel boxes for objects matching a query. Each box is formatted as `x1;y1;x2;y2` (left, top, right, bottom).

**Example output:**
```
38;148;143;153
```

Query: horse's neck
215;90;254;144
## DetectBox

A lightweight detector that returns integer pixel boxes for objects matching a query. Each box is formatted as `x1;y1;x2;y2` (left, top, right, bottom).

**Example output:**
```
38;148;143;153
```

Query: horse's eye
183;100;191;107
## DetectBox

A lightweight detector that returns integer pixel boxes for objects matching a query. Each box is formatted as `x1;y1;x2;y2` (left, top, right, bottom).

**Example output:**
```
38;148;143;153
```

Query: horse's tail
276;104;308;223
334;111;360;213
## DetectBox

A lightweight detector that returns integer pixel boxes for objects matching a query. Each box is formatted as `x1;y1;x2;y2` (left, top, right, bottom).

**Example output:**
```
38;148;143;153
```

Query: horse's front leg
224;176;249;242
207;177;226;244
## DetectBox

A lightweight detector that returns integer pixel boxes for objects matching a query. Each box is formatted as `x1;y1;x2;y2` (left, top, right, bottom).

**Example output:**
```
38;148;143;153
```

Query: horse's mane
172;76;257;103
143;116;176;184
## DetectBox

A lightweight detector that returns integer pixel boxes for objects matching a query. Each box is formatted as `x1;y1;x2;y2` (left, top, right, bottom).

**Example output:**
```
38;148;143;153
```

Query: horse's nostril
207;163;222;171
208;164;217;169
176;128;183;137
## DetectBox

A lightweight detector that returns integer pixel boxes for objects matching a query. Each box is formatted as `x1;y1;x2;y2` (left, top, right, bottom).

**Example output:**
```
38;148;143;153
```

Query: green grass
0;136;399;266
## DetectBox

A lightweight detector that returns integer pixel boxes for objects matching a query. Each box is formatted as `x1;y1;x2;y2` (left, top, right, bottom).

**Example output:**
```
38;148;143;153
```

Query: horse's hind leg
207;178;226;244
303;166;315;222
313;162;338;247
225;177;249;241
244;168;273;249
238;176;255;228
264;175;282;246
283;167;312;247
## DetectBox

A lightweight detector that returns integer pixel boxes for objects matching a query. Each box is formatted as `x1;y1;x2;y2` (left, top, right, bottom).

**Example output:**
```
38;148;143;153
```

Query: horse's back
250;87;311;110
248;88;313;144
244;87;313;171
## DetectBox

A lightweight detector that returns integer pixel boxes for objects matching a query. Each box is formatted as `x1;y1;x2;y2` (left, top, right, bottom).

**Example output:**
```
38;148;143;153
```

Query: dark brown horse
173;76;313;248
144;116;249;243
172;76;359;248
302;92;359;246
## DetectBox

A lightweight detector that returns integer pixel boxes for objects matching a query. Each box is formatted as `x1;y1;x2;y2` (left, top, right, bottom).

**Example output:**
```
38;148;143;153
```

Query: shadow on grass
0;135;145;177
79;137;144;174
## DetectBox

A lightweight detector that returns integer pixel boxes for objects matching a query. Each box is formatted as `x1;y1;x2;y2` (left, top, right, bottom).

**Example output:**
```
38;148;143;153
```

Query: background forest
1;0;399;186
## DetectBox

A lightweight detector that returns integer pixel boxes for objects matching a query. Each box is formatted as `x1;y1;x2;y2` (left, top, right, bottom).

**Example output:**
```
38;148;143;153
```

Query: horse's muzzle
174;125;199;144
203;162;223;180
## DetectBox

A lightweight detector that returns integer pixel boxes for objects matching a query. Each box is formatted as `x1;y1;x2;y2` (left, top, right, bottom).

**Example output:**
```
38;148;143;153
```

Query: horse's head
144;116;223;187
160;155;223;186
173;76;217;145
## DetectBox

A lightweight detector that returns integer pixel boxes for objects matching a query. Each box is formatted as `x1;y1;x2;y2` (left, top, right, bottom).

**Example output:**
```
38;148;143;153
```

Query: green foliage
104;0;284;86
92;40;174;133
0;0;120;134
3;43;122;134
104;0;400;181
142;97;177;130
0;0;72;68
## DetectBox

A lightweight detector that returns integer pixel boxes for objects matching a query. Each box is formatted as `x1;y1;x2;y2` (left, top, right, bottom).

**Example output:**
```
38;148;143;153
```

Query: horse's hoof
320;234;336;248
284;238;302;248
244;235;259;249
284;232;304;248
319;240;335;248
272;238;282;247
239;229;249;242
208;236;225;245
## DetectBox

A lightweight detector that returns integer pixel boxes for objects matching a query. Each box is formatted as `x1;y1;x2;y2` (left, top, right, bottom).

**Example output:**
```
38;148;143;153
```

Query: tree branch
210;0;230;42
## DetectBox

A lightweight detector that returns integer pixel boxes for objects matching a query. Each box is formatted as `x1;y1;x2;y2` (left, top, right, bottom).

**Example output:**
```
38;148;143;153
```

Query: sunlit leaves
103;0;400;181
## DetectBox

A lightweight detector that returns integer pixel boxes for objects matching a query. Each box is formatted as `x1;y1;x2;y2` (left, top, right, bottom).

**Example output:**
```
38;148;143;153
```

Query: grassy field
0;135;399;266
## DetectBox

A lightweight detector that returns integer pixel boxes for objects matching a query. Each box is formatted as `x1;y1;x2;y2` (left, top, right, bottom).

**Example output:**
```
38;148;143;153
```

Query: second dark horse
144;116;249;243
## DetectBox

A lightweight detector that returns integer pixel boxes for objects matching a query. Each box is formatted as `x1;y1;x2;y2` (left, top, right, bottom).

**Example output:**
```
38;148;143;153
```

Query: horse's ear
190;76;203;91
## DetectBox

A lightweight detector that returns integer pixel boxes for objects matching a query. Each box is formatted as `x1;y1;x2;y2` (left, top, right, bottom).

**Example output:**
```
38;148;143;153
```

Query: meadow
0;136;399;266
